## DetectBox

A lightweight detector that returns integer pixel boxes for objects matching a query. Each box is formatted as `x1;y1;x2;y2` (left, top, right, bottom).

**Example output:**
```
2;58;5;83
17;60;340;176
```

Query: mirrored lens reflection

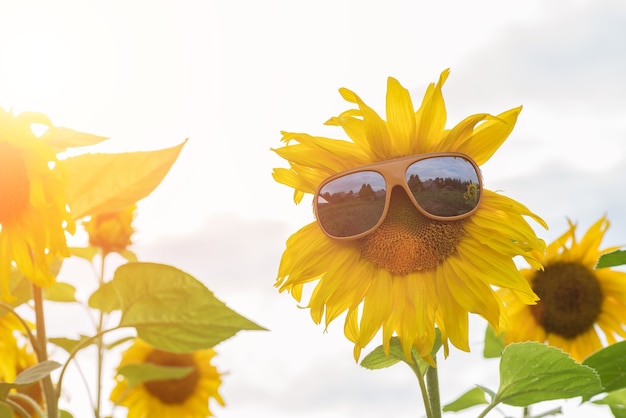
316;171;387;237
406;156;480;217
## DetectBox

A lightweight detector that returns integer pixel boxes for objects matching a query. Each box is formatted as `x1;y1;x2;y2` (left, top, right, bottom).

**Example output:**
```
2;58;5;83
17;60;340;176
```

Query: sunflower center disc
359;188;465;276
0;141;31;224
144;349;200;404
530;261;603;339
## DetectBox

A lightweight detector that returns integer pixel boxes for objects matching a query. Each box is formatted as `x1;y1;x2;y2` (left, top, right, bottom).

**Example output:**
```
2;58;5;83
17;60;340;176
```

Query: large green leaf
495;342;602;406
64;141;186;219
583;340;626;394
443;386;489;412
110;262;265;352
597;250;626;269
117;363;193;388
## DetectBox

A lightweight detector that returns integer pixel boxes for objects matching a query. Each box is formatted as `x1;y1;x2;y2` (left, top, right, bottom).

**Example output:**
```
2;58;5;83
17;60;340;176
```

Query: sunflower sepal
361;333;442;373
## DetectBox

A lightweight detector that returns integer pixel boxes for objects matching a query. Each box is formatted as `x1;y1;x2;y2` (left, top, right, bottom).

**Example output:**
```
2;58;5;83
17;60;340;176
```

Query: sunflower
110;339;225;418
501;216;626;361
0;108;74;300
0;314;43;417
272;70;547;362
83;204;137;255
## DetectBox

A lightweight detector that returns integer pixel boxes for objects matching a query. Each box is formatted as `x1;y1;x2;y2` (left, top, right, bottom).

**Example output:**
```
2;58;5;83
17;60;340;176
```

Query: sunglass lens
316;171;386;238
406;156;480;217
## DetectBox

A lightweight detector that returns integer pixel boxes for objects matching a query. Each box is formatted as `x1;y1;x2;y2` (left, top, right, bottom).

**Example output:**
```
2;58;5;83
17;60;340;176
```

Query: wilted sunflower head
0;108;74;300
502;216;626;362
272;70;547;362
110;339;225;418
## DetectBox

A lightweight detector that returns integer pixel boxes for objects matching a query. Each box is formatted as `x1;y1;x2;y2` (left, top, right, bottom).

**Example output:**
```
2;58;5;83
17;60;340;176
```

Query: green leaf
111;262;266;352
583;340;626;394
0;361;61;398
70;246;100;261
89;281;122;313
60;410;74;418
49;336;93;354
443;386;489;412
64;141;187;220
106;335;135;350
483;324;505;358
119;249;138;262
597;250;626;268
0;402;12;418
117;363;193;388
45;282;76;302
14;361;61;385
41;126;109;153
594;389;626;418
495;342;602;406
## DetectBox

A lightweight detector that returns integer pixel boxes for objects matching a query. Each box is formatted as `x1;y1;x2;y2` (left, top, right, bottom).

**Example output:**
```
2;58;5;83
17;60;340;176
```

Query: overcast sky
2;1;626;417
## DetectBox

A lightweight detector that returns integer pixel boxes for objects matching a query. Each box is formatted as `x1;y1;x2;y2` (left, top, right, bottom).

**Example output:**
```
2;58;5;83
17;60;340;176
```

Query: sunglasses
314;152;482;240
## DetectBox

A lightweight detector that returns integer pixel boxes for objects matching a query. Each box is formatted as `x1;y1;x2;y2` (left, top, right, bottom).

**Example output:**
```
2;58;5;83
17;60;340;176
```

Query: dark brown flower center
359;188;465;276
143;349;200;404
529;261;603;339
0;141;30;224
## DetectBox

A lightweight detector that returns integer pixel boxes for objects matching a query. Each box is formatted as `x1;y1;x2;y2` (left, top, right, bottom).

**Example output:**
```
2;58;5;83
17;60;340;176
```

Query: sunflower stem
94;252;107;418
32;284;59;418
425;358;441;418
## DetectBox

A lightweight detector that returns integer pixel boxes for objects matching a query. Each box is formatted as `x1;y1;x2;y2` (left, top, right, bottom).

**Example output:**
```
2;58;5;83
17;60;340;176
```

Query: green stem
32;285;58;418
408;353;433;418
476;402;499;418
425;358;441;418
94;253;107;418
55;326;121;400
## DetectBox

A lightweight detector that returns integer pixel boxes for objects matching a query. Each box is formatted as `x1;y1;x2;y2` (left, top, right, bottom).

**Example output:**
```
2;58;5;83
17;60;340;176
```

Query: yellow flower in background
272;70;546;362
0;108;74;300
111;339;225;418
502;217;626;362
0;314;22;381
84;204;137;254
0;314;42;417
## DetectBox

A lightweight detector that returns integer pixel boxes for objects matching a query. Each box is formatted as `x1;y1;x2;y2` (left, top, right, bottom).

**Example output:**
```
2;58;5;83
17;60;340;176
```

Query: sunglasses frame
313;151;483;240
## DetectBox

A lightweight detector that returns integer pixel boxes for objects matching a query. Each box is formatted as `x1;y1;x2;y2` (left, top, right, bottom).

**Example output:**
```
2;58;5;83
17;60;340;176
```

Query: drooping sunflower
83;204;137;255
272;70;547;362
110;339;225;418
0;108;74;300
501;216;626;362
